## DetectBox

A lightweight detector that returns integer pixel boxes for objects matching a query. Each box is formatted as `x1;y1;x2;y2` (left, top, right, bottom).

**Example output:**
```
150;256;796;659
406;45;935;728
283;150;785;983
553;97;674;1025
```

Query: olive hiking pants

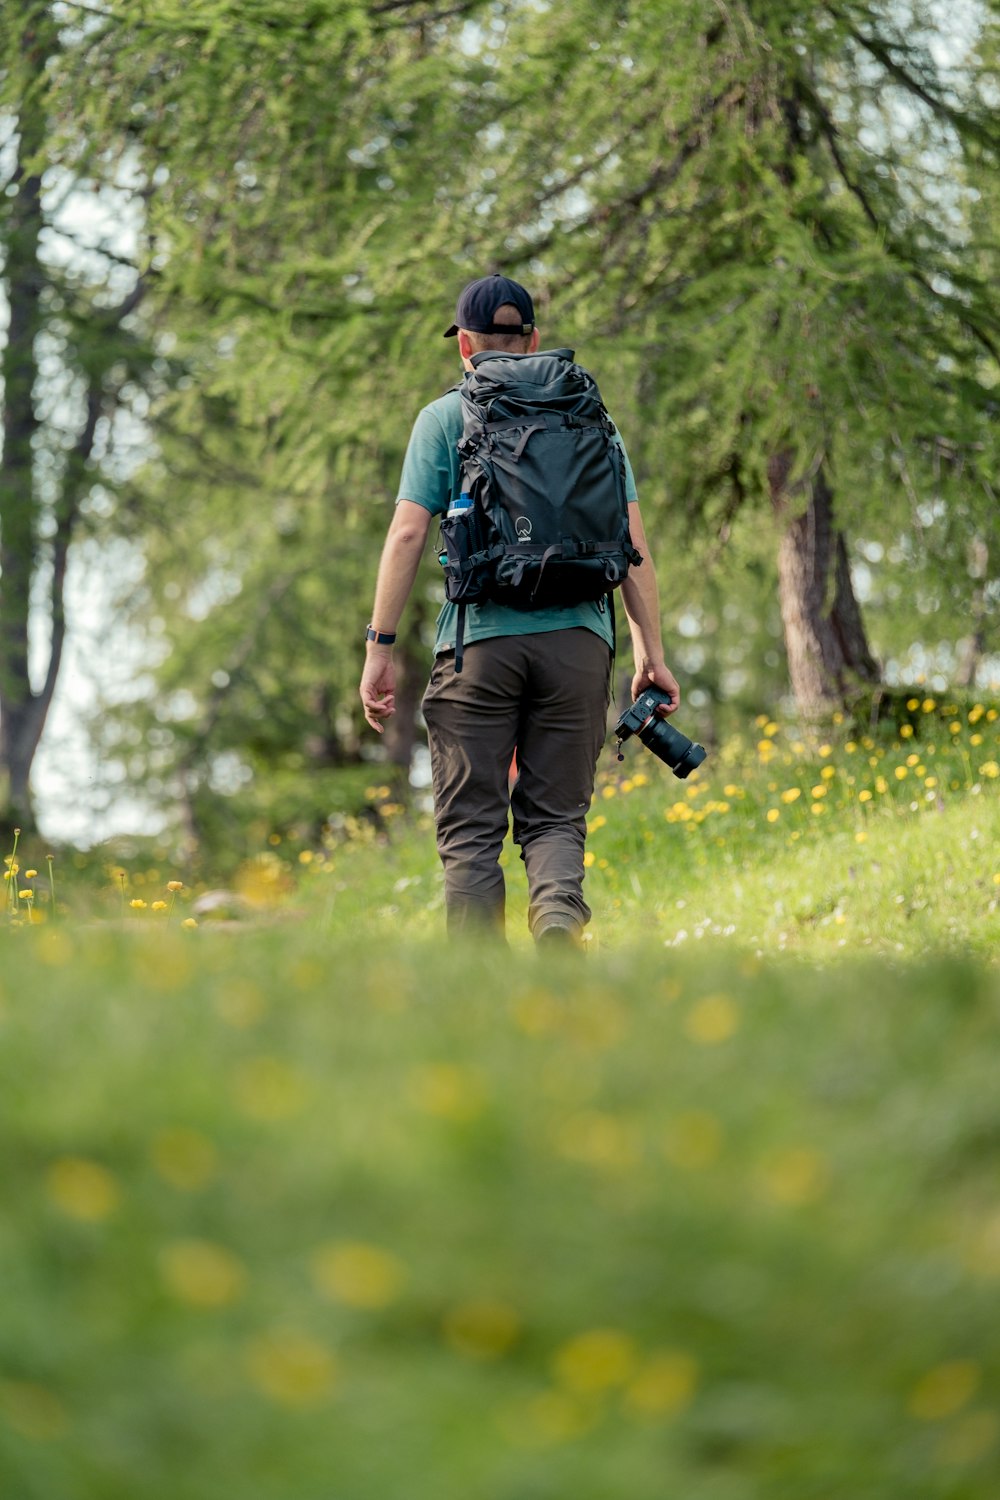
421;629;612;939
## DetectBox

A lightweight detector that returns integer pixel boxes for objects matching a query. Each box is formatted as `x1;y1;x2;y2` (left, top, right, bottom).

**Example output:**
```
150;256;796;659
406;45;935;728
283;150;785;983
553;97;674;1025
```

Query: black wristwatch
365;625;397;645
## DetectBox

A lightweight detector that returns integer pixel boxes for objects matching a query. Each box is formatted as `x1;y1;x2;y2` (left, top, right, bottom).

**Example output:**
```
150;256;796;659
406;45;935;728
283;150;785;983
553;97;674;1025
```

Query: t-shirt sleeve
395;405;454;516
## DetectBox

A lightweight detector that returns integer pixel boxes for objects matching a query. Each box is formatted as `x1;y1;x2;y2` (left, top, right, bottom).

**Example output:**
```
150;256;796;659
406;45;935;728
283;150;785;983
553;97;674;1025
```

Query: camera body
614;687;707;779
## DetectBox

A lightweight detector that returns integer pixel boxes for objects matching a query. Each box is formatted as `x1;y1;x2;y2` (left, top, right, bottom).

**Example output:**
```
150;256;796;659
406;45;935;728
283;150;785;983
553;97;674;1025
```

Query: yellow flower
922;698;936;712
908;1361;980;1422
160;1239;247;1307
552;1329;637;1394
0;1380;69;1442
624;1351;699;1419
810;784;827;798
409;1063;488;1122
152;1128;217;1191
875;776;889;794
443;1299;520;1361
244;1330;337;1407
311;1241;406;1309
583;851;595;868
663;1111;723;1169
181;918;198;930
980;761;999;779
25;869;37;879
894;766;908;780
130;898;147;909
780;787;801;803
858;790;872;803
685;994;739;1044
758;1147;829;1205
47;1157;119;1221
766;809;780;823
18;889;32;900
167;880;184;892
818;743;832;757
151;900;168;911
855;831;868;842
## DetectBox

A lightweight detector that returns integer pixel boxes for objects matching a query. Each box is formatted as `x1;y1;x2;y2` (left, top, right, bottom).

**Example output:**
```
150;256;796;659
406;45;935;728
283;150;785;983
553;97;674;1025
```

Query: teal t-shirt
397;386;638;655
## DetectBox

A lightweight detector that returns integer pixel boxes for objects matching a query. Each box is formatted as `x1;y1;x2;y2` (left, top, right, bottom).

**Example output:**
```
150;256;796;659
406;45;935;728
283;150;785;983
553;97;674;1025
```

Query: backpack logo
515;516;533;542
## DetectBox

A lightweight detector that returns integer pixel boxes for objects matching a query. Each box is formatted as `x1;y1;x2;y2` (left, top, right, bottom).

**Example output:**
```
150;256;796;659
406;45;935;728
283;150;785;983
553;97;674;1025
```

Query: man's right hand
360;650;396;733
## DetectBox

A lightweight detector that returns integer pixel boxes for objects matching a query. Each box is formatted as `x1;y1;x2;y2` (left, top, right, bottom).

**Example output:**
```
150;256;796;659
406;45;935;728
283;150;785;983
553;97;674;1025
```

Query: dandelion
311;1241;406;1309
766;809;780;823
443;1299;520;1361
908;1361;980;1422
818;744;832;757
181;917;198;930
552;1329;637;1394
151;900;168;912
25;868;37;879
780;788;801;803
244;1331;337;1407
894;766;908;781
858;790;873;803
130;898;147;911
624;1351;699;1419
980;761;999;779
160;1239;247;1308
899;724;914;739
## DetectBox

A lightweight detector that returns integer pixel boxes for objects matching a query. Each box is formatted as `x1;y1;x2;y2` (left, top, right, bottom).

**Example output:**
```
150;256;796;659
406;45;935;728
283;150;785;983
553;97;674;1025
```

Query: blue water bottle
447;491;473;519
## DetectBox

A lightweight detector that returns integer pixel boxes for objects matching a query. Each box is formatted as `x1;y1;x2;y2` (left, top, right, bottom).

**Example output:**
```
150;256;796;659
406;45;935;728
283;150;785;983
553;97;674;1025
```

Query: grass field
2;700;998;1498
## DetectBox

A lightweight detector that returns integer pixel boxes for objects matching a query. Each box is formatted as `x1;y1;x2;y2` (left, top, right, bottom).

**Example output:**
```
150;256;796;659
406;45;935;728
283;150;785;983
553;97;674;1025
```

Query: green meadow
2;701;999;1499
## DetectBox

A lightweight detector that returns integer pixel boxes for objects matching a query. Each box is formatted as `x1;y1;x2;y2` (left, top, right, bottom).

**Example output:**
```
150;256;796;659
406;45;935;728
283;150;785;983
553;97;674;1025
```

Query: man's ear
457;329;474;360
529;327;540;352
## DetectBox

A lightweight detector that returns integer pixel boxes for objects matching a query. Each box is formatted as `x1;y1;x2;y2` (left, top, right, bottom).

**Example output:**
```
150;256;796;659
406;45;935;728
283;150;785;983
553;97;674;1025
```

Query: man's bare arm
620;502;681;712
359;501;433;732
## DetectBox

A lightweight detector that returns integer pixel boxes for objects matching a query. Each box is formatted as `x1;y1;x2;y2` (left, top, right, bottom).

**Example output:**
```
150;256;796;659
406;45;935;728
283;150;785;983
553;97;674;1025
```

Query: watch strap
365;625;397;645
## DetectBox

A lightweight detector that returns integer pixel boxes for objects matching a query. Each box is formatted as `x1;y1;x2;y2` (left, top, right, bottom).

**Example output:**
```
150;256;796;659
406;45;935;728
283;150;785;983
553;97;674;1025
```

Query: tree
0;1;158;833
462;0;1000;715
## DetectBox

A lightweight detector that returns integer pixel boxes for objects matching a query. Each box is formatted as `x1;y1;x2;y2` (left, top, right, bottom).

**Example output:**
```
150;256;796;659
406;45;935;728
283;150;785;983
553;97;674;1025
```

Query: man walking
360;274;680;944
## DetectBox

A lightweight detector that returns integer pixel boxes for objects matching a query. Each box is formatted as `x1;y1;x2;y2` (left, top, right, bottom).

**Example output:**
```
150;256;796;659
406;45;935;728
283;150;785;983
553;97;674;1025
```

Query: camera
613;687;707;779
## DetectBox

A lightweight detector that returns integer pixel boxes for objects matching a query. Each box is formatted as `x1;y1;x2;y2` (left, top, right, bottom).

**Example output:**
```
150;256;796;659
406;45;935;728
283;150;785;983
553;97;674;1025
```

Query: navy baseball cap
444;273;535;338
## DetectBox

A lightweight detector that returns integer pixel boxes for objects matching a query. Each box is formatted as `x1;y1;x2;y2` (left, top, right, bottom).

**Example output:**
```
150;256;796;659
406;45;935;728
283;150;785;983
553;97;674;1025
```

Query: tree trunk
0;18;50;835
771;455;880;717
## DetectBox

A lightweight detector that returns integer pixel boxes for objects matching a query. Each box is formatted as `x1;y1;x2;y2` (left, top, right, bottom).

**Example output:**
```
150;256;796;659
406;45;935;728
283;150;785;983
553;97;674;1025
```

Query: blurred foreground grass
2;931;999;1499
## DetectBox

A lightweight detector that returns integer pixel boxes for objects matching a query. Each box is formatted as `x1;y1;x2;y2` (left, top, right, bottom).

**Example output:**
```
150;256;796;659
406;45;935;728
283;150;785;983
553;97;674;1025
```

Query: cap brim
443;324;459;338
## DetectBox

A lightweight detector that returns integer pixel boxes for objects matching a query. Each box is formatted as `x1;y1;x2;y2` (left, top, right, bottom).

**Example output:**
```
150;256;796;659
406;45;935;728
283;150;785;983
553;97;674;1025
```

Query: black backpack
439;348;642;669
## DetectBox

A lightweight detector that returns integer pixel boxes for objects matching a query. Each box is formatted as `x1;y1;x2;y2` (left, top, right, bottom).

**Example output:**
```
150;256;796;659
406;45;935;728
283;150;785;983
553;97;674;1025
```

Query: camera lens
637;716;707;779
